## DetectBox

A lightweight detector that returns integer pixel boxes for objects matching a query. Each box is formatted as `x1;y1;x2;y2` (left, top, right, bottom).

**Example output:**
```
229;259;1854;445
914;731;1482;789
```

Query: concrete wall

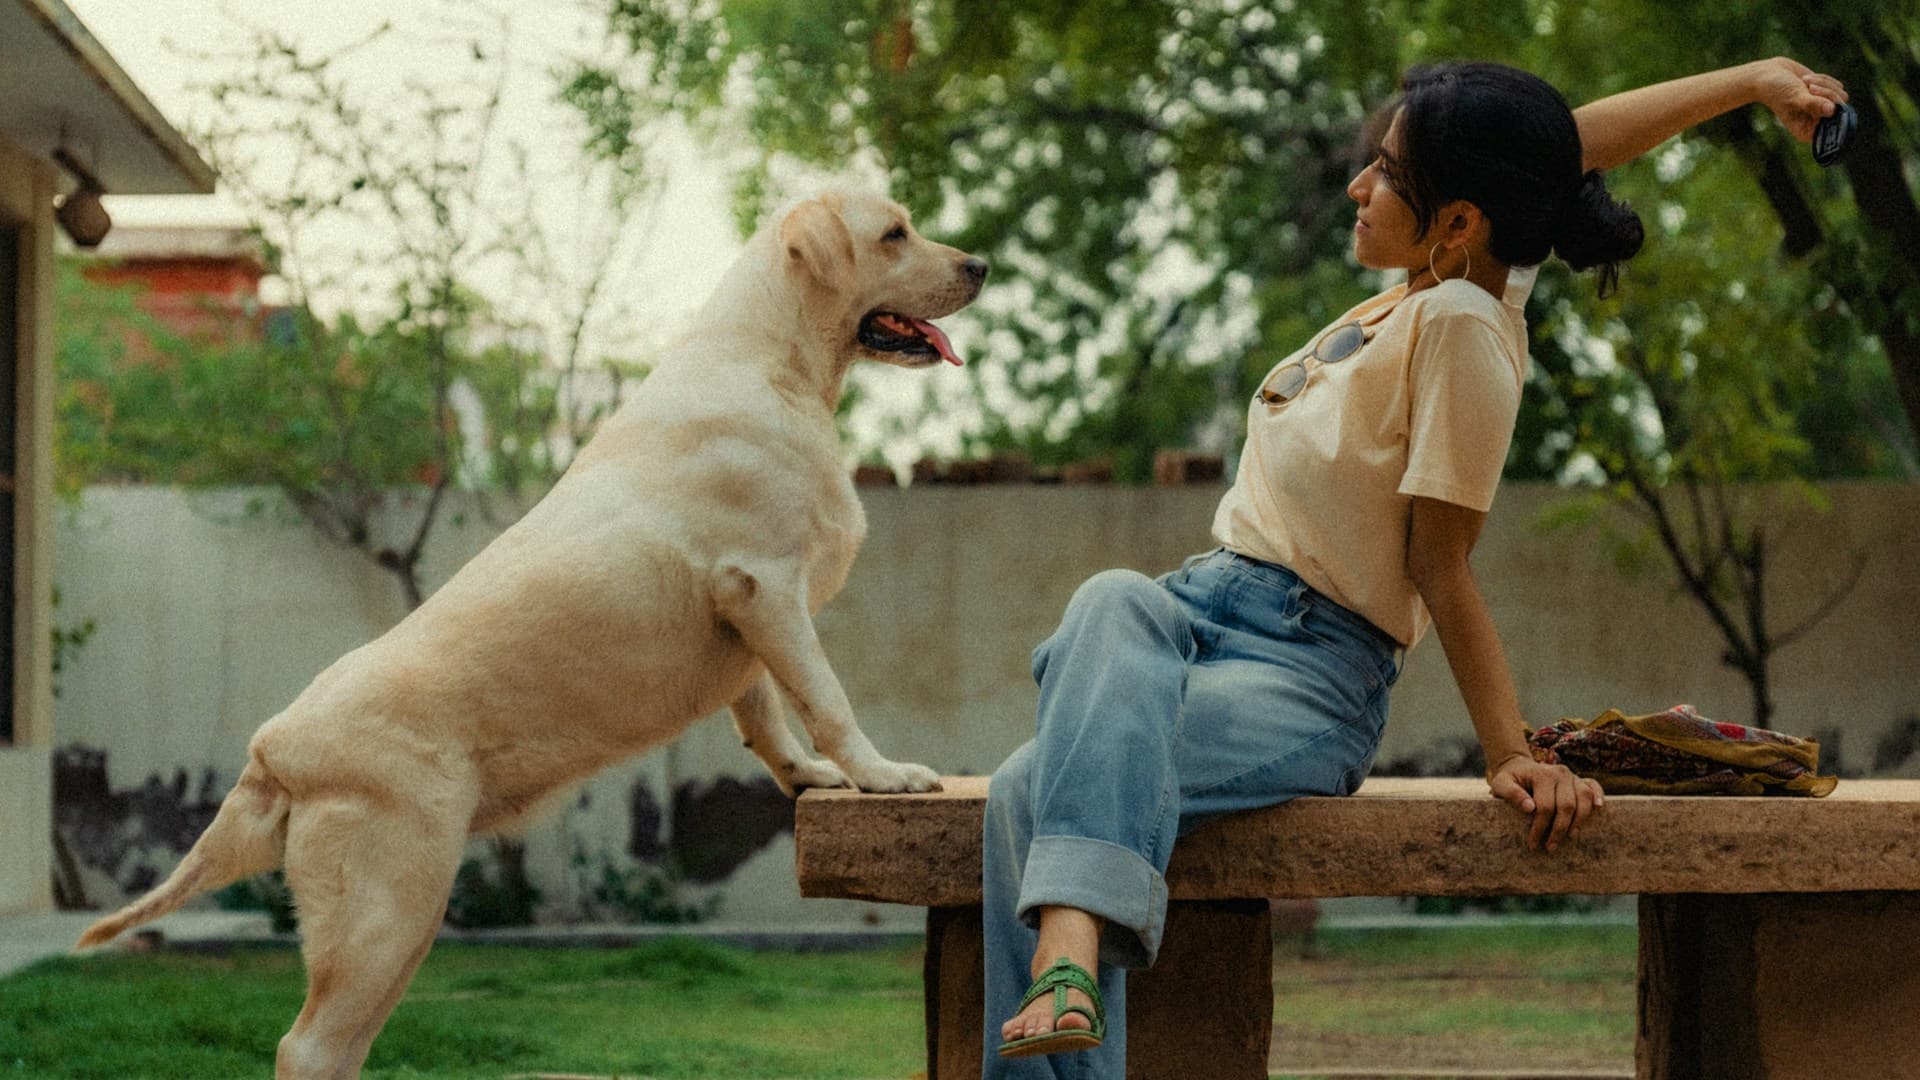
48;482;1920;928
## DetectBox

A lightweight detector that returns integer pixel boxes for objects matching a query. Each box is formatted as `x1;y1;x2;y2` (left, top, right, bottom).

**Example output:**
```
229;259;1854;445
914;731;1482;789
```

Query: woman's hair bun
1552;170;1645;296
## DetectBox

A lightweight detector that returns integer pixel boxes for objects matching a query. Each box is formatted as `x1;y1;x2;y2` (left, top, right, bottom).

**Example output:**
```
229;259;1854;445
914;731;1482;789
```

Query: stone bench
794;775;1920;1080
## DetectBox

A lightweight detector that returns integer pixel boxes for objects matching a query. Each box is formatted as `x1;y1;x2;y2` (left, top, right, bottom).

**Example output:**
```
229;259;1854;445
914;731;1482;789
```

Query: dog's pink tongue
911;318;962;366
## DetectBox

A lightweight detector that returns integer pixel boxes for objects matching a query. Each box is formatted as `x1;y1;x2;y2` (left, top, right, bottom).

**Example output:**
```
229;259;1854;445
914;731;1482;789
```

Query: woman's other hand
1752;56;1849;143
1487;756;1605;853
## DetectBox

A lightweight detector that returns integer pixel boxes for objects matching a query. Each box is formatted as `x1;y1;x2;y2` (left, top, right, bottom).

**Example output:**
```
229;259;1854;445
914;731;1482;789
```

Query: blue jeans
981;548;1401;1079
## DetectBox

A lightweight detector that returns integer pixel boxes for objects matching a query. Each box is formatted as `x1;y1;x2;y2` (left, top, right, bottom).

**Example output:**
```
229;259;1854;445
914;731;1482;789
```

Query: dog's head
779;189;988;368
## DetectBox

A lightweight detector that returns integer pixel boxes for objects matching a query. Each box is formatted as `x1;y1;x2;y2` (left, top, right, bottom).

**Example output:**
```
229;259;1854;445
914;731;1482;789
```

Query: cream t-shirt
1211;267;1537;647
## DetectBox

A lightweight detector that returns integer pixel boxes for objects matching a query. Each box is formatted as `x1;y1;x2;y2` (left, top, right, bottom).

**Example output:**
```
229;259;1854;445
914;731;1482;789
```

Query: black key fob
1812;101;1856;166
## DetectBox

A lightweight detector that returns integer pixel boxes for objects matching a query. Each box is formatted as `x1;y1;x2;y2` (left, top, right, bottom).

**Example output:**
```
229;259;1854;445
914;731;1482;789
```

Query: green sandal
996;956;1106;1058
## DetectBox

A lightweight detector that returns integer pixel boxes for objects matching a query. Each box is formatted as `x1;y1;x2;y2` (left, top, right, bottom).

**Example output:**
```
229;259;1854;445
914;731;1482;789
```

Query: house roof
0;0;216;195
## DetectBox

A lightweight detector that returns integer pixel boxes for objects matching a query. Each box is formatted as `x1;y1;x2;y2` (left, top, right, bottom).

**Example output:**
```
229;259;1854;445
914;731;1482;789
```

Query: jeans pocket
1298;603;1395;692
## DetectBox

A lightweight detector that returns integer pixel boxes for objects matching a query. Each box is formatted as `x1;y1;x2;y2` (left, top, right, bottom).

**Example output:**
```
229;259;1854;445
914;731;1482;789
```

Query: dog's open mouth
858;312;962;366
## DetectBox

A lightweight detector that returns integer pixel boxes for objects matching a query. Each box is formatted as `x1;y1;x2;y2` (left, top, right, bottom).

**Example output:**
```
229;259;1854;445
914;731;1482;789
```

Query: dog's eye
882;225;908;242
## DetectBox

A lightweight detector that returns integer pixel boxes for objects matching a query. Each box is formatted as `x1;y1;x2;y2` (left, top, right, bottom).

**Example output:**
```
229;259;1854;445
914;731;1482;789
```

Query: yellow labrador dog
77;188;984;1079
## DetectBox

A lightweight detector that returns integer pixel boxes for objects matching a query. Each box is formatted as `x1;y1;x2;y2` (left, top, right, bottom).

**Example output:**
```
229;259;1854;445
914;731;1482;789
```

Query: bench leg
925;899;1273;1079
1638;891;1920;1080
926;905;984;1080
1128;899;1274;1078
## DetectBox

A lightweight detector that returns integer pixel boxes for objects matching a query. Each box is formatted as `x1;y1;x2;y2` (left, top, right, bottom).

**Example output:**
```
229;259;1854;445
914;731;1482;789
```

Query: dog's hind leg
730;669;851;797
274;794;469;1080
711;559;939;793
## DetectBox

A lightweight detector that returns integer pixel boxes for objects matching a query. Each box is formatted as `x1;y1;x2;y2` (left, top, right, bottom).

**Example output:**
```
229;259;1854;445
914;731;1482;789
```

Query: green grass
0;925;1639;1079
0;938;925;1079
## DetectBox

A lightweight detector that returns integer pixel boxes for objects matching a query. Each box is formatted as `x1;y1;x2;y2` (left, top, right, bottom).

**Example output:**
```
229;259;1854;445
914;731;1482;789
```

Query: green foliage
52;250;600;616
1514;106;1889;726
53;259;575;520
49;587;95;702
213;870;299;934
460;341;565;494
565;808;718;924
584;856;717;925
571;0;1404;478
116;17;662;609
52;262;171;495
444;841;543;929
572;0;1913;483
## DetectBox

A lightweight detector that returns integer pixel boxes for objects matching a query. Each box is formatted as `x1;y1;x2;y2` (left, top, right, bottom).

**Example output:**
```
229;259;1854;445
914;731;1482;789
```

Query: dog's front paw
782;758;852;797
846;759;944;794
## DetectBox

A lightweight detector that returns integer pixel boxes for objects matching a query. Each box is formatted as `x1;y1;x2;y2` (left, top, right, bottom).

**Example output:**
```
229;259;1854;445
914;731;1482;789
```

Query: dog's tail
76;754;291;949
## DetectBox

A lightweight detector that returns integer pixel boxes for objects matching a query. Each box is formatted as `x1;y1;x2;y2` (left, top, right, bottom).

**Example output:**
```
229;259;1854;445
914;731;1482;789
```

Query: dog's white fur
76;189;984;1079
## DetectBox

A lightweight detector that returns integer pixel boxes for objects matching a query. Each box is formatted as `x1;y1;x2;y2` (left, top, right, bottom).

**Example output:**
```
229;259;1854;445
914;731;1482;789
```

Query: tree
1404;0;1920;463
56;262;530;608
489;135;663;474
1521;149;1869;728
1640;0;1920;451
566;0;1404;479
569;1;1913;474
179;19;516;608
91;13;658;605
58;10;667;923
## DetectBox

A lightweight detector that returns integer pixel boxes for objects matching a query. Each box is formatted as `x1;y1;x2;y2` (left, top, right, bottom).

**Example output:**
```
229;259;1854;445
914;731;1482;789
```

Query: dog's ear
781;198;856;292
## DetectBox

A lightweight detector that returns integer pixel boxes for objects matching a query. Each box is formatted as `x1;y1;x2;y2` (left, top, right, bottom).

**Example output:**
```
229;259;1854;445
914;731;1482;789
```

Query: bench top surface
804;775;1920;804
794;777;1920;906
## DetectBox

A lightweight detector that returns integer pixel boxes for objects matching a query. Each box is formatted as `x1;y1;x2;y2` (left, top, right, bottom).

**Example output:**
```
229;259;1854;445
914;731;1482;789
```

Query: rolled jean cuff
1016;834;1169;970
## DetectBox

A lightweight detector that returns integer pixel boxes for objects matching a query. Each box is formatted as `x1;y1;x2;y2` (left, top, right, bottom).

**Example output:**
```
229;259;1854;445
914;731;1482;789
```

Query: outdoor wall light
51;146;112;248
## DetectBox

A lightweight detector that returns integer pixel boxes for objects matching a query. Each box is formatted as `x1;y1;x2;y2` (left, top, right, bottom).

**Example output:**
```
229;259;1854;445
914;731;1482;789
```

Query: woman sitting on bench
984;55;1850;1076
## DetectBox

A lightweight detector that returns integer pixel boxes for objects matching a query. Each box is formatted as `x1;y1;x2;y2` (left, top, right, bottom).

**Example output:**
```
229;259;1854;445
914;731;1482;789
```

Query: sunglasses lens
1263;364;1307;403
1318;324;1365;363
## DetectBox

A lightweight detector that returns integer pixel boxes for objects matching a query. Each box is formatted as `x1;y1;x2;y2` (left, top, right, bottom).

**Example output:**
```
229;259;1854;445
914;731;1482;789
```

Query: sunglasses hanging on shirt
1258;322;1370;405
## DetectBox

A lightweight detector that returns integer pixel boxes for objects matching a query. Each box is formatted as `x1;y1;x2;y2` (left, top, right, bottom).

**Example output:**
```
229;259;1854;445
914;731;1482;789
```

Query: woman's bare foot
1000;906;1103;1045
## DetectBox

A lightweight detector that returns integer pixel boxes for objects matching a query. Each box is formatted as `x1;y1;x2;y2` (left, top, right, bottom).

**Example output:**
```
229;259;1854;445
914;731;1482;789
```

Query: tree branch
1773;549;1869;651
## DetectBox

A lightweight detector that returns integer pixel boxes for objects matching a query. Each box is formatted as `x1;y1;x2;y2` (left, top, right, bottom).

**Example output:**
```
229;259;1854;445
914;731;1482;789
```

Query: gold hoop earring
1428;242;1471;284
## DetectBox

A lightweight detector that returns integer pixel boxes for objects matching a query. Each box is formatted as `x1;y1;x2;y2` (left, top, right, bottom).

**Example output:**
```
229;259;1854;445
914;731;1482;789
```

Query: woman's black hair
1377;62;1644;297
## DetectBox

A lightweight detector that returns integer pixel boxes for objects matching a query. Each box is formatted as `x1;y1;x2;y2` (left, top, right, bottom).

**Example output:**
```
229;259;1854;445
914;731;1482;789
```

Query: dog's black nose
962;256;990;281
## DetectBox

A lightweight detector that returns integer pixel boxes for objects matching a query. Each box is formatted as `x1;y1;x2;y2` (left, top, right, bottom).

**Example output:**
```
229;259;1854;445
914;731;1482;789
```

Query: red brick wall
80;256;266;358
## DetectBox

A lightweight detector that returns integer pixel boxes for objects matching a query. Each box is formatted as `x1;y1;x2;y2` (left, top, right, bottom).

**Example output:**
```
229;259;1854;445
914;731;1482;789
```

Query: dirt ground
1270;1024;1635;1076
1265;932;1637;1078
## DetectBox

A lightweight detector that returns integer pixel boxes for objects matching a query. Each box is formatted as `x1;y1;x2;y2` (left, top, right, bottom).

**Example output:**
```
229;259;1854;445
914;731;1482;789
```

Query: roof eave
15;0;216;195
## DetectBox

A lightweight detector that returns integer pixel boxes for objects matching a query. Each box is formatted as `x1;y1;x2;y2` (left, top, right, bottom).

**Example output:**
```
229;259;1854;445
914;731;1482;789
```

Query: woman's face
1347;110;1425;272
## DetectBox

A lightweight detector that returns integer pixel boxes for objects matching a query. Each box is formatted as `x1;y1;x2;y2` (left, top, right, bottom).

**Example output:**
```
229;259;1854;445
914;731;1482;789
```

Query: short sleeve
1397;307;1522;512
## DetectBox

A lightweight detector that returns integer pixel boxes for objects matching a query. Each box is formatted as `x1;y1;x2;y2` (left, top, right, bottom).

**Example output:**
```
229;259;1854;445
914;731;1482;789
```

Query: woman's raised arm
1573;57;1848;172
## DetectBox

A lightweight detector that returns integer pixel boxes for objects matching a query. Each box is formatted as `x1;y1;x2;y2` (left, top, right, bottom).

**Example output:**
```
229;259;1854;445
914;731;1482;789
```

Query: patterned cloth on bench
1527;705;1837;797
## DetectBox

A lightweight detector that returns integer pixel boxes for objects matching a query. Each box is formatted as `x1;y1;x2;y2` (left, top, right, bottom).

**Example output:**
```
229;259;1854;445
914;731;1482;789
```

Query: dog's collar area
858;311;962;366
